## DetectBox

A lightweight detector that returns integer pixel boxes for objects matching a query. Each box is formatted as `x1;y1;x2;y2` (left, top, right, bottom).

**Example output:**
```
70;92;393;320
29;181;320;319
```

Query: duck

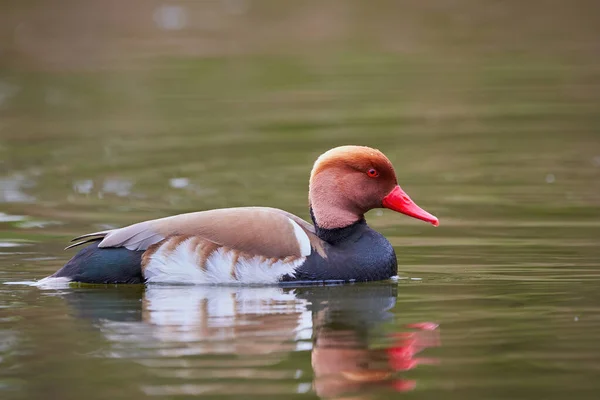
42;145;439;286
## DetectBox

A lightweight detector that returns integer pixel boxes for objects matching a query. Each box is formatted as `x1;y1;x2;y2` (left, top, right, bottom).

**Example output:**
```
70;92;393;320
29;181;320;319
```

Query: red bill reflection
312;321;441;398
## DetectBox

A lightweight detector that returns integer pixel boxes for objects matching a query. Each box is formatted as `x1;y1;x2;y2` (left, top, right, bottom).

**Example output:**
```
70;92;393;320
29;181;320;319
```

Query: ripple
0;213;26;223
0;174;36;203
0;242;27;248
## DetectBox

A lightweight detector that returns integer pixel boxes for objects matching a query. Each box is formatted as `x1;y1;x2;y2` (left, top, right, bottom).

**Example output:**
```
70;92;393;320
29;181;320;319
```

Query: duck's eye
367;168;379;178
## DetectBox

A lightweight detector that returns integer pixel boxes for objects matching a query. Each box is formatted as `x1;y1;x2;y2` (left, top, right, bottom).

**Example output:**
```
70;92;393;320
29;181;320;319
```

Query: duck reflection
303;285;440;397
59;283;440;398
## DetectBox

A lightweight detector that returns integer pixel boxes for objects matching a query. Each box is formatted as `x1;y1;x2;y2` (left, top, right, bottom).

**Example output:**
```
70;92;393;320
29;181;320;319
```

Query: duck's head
309;145;439;229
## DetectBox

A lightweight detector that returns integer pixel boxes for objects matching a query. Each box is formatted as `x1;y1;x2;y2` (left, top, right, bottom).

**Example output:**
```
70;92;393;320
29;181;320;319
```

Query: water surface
1;1;600;399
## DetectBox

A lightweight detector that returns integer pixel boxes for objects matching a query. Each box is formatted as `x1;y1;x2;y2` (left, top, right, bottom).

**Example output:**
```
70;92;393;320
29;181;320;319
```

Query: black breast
285;217;398;283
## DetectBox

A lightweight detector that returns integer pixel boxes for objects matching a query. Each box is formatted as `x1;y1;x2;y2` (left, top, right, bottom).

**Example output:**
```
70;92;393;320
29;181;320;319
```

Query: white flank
144;238;305;285
288;218;312;256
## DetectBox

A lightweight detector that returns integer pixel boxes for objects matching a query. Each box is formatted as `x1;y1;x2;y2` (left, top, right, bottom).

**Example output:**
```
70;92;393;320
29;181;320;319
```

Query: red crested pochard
42;145;438;285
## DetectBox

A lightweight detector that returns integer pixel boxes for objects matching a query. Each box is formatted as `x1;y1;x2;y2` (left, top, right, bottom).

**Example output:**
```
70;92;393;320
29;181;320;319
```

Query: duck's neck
310;207;366;244
308;172;364;230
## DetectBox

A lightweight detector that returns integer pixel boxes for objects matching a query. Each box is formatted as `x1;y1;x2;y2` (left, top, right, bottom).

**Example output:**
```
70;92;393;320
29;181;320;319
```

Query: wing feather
67;207;325;259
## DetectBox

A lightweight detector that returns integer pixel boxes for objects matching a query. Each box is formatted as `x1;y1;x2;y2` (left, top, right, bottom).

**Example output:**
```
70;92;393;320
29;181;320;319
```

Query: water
1;1;600;399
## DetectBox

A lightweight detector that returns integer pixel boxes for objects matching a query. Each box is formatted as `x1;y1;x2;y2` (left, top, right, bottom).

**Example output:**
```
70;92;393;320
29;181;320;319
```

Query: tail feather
64;237;103;250
70;230;113;242
53;241;144;284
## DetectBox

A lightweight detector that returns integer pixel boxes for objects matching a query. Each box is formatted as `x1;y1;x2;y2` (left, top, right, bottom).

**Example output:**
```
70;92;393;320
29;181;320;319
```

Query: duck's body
43;146;438;286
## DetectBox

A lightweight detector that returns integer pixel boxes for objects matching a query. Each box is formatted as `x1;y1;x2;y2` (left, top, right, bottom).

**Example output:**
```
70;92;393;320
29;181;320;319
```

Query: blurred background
1;1;599;399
